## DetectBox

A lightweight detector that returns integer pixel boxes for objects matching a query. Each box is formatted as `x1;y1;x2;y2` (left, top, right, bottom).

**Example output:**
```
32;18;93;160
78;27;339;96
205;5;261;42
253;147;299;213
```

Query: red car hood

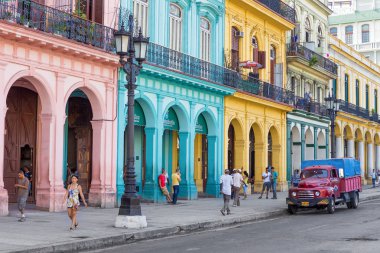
298;178;329;188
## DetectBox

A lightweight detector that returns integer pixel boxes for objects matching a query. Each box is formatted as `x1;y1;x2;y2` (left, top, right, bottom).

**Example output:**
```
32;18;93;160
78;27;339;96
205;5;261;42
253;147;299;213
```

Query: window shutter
258;51;266;68
253;48;259;62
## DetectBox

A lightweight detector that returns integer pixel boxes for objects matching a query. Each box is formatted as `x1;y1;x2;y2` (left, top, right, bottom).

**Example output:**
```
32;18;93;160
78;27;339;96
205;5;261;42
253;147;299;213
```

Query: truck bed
339;175;362;193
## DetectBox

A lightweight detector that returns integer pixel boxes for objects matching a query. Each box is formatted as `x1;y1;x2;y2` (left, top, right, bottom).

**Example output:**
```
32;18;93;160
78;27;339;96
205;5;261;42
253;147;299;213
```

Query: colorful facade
224;0;295;191
328;35;380;184
0;0;120;215
116;0;233;203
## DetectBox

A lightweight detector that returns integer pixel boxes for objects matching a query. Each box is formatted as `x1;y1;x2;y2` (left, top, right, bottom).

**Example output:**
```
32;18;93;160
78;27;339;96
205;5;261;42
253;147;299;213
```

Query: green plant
309;55;318;67
4;11;13;20
53;22;67;34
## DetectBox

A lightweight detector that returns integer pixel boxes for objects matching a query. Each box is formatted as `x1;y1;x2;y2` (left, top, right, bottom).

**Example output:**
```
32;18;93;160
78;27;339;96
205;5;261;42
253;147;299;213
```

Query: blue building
116;0;234;203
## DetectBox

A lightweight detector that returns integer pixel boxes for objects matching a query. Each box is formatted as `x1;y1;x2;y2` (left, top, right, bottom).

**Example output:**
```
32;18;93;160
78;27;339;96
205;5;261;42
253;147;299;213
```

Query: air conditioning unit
235;31;244;38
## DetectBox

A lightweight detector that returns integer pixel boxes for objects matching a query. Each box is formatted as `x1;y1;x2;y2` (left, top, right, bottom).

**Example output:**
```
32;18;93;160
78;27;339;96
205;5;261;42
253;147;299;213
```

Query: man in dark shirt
15;171;29;222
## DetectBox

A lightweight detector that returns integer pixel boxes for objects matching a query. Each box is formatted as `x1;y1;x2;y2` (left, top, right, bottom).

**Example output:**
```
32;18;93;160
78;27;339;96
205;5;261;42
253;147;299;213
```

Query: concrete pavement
1;187;380;253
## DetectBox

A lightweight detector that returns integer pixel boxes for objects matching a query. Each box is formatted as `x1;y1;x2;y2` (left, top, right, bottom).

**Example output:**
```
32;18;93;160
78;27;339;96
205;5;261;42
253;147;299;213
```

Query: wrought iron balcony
0;0;119;51
146;43;295;105
294;96;328;117
287;43;338;75
255;0;295;23
336;100;372;120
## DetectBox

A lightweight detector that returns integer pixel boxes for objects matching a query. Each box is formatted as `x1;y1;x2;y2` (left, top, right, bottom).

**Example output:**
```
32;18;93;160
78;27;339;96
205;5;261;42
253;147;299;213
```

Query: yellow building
224;0;295;191
329;35;380;184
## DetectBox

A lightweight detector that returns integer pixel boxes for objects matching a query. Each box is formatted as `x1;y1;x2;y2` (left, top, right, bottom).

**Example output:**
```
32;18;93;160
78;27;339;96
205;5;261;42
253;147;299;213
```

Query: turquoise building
116;0;234;203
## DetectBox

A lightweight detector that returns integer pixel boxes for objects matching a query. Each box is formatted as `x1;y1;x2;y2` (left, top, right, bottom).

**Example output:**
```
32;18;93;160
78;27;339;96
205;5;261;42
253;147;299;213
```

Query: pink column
88;120;104;207
0;106;9;216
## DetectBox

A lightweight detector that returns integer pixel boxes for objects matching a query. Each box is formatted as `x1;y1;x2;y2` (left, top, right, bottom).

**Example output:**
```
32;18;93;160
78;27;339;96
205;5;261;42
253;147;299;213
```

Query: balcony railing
146;43;295;105
0;0;118;51
287;43;338;75
337;100;372;120
255;0;295;23
0;1;296;106
294;96;327;117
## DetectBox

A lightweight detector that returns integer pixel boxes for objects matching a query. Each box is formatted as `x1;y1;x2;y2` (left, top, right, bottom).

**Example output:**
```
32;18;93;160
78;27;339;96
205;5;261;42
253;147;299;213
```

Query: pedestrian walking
232;169;243;207
64;174;87;231
15;170;29;222
259;167;271;199
371;169;377;188
271;167;278;199
242;171;249;200
158;169;172;203
172;168;181;204
220;169;233;216
22;166;32;196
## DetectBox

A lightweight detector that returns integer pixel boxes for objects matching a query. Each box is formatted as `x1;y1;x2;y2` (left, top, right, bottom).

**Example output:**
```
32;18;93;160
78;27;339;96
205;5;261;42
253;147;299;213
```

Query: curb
9;192;380;253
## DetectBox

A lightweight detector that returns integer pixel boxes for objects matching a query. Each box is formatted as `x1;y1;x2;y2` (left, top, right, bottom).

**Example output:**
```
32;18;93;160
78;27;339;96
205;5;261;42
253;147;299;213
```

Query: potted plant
19;15;30;27
309;55;318;67
53;22;67;36
4;11;13;22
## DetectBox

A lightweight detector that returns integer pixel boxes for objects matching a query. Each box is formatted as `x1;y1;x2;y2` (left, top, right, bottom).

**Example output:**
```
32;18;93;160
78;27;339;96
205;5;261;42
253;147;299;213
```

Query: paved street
95;198;380;253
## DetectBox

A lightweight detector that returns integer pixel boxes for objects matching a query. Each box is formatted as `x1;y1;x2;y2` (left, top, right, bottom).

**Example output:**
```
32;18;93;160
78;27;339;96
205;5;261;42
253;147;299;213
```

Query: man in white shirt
372;169;377;188
232;169;243;207
220;169;233;216
259;167;271;199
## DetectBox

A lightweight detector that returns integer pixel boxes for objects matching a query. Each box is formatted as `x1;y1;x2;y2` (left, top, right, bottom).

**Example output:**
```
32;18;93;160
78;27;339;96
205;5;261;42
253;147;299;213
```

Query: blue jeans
372;178;376;188
272;182;277;198
172;185;179;204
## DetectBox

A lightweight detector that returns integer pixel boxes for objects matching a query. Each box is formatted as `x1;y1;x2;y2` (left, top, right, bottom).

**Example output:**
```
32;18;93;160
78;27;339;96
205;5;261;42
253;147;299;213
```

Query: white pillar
376;145;380;170
336;136;343;158
359;141;365;177
347;139;355;158
0;106;9;216
367;143;374;178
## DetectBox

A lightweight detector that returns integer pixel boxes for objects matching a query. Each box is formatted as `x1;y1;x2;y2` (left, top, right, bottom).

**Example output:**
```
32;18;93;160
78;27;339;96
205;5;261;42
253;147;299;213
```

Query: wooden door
75;127;92;198
4;87;37;203
228;125;235;172
201;135;208;192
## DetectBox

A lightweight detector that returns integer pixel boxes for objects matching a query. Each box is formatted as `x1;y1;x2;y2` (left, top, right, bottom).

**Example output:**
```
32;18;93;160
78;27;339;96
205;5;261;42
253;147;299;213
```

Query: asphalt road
91;198;380;253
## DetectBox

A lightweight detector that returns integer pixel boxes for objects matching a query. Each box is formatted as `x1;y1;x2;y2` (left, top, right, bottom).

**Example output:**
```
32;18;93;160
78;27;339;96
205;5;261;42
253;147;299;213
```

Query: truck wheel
288;205;297;215
351;192;359;209
327;198;335;214
346;202;353;209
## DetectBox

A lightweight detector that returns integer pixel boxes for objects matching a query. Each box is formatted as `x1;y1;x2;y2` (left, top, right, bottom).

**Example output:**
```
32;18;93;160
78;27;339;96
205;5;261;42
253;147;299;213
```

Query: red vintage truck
286;158;362;214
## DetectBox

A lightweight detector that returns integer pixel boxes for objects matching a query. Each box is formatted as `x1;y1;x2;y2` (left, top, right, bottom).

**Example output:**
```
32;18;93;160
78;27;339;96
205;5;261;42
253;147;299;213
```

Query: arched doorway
249;128;255;179
4;86;38;203
162;107;180;180
317;131;326;159
64;89;93;198
227;119;244;172
194;114;208;193
124;101;146;194
305;128;313;160
268;131;273;167
291;126;301;173
227;124;235;171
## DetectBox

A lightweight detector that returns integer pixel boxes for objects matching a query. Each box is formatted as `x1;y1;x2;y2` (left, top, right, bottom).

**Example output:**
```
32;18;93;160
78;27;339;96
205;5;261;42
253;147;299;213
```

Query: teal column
205;135;218;197
178;132;197;200
116;70;126;205
301;124;305;162
62;104;69;185
325;129;330;159
314;127;318;160
286;121;292;182
142;127;157;200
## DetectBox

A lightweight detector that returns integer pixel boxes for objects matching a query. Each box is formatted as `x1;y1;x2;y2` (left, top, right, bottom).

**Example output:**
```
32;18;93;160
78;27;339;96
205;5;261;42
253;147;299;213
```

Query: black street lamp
114;15;149;227
325;92;340;159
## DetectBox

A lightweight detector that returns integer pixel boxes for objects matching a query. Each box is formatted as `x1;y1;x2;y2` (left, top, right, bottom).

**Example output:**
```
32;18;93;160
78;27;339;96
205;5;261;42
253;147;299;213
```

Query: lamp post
325;92;340;158
114;15;149;228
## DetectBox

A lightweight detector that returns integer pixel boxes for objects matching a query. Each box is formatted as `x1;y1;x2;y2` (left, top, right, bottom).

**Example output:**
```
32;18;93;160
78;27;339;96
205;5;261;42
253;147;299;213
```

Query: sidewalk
1;187;380;253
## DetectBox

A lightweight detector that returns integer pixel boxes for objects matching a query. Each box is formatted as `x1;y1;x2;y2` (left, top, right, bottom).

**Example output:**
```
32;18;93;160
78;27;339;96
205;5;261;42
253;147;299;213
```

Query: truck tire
351;192;359;209
288;205;297;215
327;198;335;214
346;202;353;209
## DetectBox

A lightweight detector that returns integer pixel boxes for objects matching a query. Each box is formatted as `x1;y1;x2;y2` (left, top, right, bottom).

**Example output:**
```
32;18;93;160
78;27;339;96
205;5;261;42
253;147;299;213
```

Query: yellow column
193;134;203;192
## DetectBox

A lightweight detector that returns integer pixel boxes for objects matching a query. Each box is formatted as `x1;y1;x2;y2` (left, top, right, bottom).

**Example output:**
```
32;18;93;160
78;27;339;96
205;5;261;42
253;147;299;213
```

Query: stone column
314;127;318;160
358;141;365;178
347;139;355;158
142;127;157;200
325;129;330;159
367;143;374;178
376;145;380;170
0;106;8;216
336;135;343;158
116;77;126;205
286;121;292;182
178;132;197;200
301;124;305;162
205;136;218;197
88;120;105;207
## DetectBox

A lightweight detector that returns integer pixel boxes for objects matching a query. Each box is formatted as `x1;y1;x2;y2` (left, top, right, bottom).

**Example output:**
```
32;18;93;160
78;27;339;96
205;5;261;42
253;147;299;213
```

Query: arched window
330;27;337;37
362;24;369;43
200;18;211;62
252;36;258;62
305;18;311;42
169;3;182;51
268;132;272;167
133;0;149;36
270;45;276;84
345;25;353;44
317;25;324;48
231;27;240;71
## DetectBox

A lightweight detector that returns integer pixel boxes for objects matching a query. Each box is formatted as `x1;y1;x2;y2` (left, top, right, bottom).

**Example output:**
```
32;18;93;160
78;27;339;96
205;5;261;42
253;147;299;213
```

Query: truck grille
298;191;314;199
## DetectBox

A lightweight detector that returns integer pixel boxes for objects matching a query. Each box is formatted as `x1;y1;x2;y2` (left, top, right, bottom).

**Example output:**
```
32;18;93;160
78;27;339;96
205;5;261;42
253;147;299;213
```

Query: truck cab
287;159;361;214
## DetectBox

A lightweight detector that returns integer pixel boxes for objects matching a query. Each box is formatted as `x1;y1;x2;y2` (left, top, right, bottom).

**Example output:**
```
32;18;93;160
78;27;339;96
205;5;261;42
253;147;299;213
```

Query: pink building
0;0;120;215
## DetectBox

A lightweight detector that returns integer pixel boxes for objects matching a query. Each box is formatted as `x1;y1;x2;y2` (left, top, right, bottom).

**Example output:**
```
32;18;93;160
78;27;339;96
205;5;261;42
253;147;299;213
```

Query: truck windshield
301;169;328;179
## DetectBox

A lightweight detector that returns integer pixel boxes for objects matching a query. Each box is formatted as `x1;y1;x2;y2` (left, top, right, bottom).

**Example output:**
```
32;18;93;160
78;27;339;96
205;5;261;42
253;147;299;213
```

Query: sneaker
227;212;231;215
266;196;268;199
220;210;225;216
18;217;25;222
258;196;262;199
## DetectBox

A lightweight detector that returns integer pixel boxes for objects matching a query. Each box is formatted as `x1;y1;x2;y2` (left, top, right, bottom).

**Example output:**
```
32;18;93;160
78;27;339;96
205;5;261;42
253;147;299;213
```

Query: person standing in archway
172;168;181;204
15;170;29;222
158;169;172;203
64;175;87;231
259;167;271;199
